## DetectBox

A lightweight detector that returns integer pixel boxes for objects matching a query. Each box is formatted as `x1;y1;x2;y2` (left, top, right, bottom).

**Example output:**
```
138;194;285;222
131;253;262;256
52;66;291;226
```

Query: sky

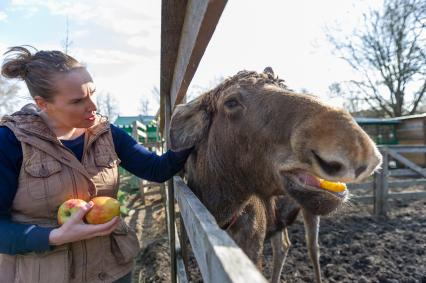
0;0;381;117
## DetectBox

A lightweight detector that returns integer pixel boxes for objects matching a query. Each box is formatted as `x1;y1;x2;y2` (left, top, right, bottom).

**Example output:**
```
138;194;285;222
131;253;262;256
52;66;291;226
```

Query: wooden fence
349;145;426;216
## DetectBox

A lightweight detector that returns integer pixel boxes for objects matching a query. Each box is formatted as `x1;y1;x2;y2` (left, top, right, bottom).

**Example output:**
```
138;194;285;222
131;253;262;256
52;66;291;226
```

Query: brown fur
170;69;382;281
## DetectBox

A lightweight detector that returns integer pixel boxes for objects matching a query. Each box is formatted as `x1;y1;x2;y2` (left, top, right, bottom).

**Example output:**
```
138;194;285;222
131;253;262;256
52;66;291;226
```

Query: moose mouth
281;170;348;215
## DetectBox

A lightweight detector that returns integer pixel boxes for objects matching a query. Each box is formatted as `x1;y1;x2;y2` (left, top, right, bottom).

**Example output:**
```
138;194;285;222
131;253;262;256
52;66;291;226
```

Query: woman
0;46;191;283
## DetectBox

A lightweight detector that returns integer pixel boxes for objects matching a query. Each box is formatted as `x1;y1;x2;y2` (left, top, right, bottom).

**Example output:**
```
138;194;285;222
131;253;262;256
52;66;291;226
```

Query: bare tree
96;91;119;122
328;82;360;114
138;97;150;115
0;77;20;116
328;0;426;117
151;86;160;104
188;76;225;102
138;86;161;115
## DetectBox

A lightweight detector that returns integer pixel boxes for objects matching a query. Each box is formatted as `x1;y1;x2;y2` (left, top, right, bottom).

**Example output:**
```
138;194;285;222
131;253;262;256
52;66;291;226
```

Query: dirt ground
124;186;426;283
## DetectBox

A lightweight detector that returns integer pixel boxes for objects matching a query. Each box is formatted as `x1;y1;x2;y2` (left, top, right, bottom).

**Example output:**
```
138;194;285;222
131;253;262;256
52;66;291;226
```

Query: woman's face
44;67;98;130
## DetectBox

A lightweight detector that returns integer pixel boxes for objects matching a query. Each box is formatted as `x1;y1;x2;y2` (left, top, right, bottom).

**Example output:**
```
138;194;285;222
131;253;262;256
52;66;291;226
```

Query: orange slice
318;178;347;193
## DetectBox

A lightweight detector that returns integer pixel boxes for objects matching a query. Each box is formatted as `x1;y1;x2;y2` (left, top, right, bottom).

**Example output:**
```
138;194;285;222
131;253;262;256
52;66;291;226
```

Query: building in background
114;115;161;145
356;113;426;166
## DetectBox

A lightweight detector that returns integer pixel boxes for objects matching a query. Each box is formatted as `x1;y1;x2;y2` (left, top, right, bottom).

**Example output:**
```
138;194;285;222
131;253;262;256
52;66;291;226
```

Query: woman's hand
49;201;120;246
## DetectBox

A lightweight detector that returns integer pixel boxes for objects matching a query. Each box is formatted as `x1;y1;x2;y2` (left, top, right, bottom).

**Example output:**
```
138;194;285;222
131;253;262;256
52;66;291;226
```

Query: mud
127;189;426;283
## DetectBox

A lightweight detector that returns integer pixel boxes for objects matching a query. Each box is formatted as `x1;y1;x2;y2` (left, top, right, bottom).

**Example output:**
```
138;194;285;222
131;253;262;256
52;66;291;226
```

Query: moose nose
355;165;367;178
312;150;343;176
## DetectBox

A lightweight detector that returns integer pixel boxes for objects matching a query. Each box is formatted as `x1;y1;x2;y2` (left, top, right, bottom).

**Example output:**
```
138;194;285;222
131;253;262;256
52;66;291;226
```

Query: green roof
114;115;156;126
355;113;426;125
113;115;160;142
355;117;400;125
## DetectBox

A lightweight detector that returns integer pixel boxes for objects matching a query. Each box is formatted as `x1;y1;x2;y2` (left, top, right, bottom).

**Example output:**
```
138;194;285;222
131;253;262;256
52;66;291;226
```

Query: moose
170;68;382;282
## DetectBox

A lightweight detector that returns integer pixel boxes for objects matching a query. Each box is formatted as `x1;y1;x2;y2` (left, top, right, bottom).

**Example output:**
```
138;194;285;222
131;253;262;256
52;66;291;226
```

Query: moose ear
169;97;210;151
263;66;275;76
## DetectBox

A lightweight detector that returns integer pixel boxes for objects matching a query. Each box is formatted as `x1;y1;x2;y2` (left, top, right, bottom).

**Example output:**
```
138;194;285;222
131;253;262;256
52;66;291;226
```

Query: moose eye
224;99;239;108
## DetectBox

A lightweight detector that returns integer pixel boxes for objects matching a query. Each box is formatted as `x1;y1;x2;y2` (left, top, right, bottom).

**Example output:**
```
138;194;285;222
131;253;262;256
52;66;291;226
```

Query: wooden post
423;118;426;167
175;222;189;283
130;121;140;189
180;217;190;280
374;148;389;217
165;103;177;282
382;149;389;216
131;121;137;141
162;47;179;280
158;140;167;207
160;1;227;281
139;179;145;205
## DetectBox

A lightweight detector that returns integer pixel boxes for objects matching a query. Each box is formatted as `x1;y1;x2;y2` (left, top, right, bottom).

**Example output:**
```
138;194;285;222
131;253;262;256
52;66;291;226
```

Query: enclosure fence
350;145;426;216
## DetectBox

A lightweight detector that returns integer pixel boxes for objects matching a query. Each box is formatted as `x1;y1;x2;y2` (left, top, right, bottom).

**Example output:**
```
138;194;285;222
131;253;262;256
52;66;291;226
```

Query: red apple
57;199;88;225
85;196;120;224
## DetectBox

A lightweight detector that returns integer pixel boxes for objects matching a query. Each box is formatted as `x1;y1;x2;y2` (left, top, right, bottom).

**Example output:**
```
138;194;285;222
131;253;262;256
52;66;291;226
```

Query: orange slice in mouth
318;178;347;193
293;171;347;193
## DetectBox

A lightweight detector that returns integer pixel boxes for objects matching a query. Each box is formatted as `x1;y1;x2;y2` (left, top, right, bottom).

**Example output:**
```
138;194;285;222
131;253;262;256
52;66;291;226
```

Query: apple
57;199;88;225
85;196;120;224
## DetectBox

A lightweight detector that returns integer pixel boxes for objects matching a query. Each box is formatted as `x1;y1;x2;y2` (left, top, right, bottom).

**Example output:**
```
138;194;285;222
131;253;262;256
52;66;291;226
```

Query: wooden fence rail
349;145;426;216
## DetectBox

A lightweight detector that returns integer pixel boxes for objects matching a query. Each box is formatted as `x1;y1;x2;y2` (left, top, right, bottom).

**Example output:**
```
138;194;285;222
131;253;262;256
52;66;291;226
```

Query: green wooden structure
355;117;400;145
114;115;161;143
114;115;162;188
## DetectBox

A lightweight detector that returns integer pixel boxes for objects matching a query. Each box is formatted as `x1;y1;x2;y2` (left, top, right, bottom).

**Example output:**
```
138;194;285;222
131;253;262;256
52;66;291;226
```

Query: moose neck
185;140;275;226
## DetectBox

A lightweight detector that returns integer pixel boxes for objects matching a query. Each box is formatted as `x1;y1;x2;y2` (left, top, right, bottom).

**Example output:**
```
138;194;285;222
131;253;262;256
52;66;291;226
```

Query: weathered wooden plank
352;191;426;203
174;177;268;283
388;178;426;188
388;150;426;177
348;182;373;190
179;219;190;280
350;178;426;191
423;119;426;144
383;145;426;153
389;168;426;177
170;0;227;108
389;191;426;199
160;0;189;133
161;2;192;280
163;180;177;283
166;178;176;283
350;195;373;203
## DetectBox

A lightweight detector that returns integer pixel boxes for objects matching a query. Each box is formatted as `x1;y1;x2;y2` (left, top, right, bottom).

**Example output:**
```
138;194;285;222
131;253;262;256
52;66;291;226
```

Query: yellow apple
85;196;120;224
